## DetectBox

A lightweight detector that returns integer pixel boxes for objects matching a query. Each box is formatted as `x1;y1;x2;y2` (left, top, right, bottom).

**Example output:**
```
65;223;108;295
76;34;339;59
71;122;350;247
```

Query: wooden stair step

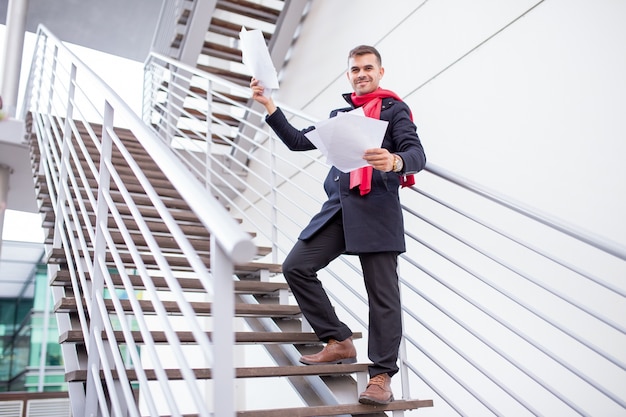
209;17;271;41
234;400;435;417
74;158;167;181
46;248;281;273
51;271;287;294
149;400;434;417
81;176;184;199
76;190;193;211
202;41;242;61
88;230;213;254
196;64;250;86
40;210;226;236
175;128;235;146
76;138;159;160
215;0;281;24
48;119;139;144
93;215;235;235
183;107;240;126
92;230;272;256
71;123;140;143
73;230;269;257
36;191;189;215
176;7;191;25
59;330;361;345
39;201;206;226
36;174;185;201
55;297;301;318
187;85;249;105
65;363;369;383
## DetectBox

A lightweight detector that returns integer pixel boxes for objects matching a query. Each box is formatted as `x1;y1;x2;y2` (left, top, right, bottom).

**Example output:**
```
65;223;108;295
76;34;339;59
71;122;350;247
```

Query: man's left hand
363;148;394;172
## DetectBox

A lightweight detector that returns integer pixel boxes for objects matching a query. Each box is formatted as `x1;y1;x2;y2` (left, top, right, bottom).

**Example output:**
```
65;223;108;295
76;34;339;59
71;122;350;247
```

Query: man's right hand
250;78;277;115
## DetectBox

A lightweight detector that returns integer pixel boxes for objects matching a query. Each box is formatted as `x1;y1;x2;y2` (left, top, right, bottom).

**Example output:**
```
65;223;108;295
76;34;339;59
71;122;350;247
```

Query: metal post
84;100;114;417
211;235;235;417
205;78;212;187
0;0;29;117
269;128;278;264
0;164;12;259
398;264;411;400
37;270;53;391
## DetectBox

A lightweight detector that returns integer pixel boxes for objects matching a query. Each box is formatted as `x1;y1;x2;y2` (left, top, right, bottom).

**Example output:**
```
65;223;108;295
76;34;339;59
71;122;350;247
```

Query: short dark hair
348;45;382;66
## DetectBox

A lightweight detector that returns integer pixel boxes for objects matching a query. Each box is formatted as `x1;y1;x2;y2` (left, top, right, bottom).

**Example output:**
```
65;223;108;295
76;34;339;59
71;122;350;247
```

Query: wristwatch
392;154;403;172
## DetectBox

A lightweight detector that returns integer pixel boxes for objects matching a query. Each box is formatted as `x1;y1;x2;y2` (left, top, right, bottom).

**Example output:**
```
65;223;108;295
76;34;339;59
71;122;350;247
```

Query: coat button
334;176;340;181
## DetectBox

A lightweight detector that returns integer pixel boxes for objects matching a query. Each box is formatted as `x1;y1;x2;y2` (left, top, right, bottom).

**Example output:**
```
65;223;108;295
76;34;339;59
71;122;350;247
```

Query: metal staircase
25;79;432;417
22;17;433;417
35;123;428;416
18;2;626;417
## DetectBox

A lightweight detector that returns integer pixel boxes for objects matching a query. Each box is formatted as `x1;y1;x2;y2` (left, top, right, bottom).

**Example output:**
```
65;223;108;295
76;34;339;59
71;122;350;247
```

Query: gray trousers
282;211;402;377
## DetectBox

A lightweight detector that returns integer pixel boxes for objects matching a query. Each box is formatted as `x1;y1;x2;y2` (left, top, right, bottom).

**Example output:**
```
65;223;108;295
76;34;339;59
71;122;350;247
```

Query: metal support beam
1;0;29;117
0;164;11;257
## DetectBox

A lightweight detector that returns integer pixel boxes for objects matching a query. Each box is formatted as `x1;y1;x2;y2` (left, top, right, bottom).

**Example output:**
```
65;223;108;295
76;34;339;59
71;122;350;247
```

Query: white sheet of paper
348;107;365;117
305;112;388;172
303;126;327;156
239;26;279;97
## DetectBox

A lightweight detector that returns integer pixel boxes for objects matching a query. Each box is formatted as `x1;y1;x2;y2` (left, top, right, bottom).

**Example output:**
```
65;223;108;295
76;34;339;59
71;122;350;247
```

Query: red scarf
349;88;415;195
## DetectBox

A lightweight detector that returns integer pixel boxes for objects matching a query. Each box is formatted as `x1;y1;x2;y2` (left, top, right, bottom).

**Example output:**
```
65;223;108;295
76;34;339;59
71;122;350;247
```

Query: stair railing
21;25;256;417
144;50;626;416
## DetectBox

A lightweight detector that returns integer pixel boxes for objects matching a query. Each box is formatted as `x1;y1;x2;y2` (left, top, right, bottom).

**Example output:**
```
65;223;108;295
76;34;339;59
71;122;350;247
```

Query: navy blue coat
266;93;426;254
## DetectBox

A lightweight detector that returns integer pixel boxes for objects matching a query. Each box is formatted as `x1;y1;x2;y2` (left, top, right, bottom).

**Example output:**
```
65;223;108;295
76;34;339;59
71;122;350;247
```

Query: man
250;45;426;405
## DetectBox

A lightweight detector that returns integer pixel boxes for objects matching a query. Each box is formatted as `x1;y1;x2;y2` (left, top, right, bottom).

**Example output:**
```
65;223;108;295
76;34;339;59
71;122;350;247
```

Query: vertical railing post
211;235;235;417
397;262;411;400
269;128;278;264
28;33;45;116
162;67;173;144
19;28;42;119
84;100;114;417
51;59;87;417
205;78;213;187
37;270;52;392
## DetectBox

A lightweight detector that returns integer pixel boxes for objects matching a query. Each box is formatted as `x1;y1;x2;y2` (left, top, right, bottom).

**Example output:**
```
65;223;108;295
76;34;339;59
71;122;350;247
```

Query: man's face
347;53;384;96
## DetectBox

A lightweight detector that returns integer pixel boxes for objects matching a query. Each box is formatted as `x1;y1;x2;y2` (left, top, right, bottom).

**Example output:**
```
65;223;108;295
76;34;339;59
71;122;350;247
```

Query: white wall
261;2;626;415
274;0;626;248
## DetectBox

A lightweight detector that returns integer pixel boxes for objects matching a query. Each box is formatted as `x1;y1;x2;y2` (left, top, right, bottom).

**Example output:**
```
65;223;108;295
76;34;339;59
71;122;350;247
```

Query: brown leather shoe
358;373;394;405
299;337;357;365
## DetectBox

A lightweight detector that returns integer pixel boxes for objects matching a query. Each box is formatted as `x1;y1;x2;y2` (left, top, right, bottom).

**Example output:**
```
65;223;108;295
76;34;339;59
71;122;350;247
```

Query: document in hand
305;108;389;172
239;26;279;97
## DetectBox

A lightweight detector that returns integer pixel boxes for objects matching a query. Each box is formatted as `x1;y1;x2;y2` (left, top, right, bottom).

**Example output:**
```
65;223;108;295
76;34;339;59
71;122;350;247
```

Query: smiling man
250;44;426;405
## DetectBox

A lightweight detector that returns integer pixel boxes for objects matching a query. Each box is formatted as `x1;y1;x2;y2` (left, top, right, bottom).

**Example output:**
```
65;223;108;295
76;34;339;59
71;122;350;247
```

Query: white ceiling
1;0;163;62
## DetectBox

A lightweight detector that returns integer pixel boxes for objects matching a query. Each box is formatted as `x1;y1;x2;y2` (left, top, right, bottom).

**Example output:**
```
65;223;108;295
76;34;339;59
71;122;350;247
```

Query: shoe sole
358;395;394;406
299;357;357;365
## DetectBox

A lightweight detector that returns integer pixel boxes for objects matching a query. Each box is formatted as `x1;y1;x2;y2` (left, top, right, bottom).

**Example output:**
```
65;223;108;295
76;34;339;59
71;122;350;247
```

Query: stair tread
138;400;434;417
68;230;269;257
59;330;362;345
47;248;282;274
234;399;434;417
215;0;281;24
55;297;301;317
65;363;371;382
51;270;288;293
209;17;271;41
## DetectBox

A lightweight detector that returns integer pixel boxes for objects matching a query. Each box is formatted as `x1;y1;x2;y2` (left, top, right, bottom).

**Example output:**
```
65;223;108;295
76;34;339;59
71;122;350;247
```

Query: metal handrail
22;25;256;417
425;164;626;262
